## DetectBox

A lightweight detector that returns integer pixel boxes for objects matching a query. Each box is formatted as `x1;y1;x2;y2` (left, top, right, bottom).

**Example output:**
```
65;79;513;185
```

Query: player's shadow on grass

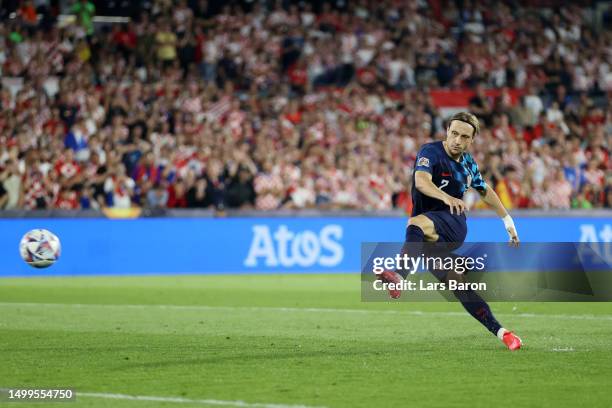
111;348;384;370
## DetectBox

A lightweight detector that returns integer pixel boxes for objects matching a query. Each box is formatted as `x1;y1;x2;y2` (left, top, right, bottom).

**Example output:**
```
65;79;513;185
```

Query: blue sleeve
414;145;438;174
468;157;487;192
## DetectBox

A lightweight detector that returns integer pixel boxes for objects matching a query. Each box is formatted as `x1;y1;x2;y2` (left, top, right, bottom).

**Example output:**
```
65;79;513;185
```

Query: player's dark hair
448;112;480;137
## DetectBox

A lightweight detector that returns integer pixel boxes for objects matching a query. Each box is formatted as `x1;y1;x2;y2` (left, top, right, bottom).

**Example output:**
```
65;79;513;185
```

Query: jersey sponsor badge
417;157;430;167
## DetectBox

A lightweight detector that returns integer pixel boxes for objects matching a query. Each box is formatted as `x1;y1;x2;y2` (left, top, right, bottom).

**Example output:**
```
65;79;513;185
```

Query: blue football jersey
411;141;487;216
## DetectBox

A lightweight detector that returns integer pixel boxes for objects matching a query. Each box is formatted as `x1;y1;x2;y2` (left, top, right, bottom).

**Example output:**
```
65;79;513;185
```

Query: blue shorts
423;211;467;244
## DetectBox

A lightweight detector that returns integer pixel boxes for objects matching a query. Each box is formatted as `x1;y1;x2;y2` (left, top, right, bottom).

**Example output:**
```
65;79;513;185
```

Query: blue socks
401;224;503;336
395;225;426;278
406;224;425;242
453;287;503;336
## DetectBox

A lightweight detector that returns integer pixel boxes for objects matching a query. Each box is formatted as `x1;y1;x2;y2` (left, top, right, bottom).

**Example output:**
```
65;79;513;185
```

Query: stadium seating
0;0;610;211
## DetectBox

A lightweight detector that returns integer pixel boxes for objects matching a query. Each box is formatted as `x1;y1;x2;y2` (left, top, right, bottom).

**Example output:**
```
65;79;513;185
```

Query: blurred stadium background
0;1;611;407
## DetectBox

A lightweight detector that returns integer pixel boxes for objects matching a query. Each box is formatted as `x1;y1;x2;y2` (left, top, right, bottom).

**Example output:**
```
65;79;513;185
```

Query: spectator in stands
155;19;177;66
167;178;188;208
563;153;586;193
18;1;38;27
104;164;135;209
469;83;493;126
71;0;95;37
64;119;90;162
0;179;8;209
226;168;256;209
186;178;212;208
146;182;168;209
1;161;22;210
549;169;574;209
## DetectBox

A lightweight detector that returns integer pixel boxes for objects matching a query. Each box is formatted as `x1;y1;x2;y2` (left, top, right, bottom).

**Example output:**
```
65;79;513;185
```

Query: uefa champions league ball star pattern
19;229;61;268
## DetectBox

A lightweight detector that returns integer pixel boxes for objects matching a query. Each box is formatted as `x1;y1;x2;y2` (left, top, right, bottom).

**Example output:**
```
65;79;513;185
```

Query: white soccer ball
19;229;61;268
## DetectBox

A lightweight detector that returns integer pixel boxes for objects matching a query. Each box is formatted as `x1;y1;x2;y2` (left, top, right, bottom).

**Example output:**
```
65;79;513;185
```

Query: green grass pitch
1;274;612;408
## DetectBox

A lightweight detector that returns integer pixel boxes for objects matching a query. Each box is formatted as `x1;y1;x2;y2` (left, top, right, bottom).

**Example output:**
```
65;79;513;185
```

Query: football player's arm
414;171;466;215
478;186;506;217
477;183;520;245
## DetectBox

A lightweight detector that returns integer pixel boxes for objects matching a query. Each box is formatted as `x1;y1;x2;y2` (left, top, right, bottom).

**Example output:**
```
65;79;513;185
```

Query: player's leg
448;272;521;349
396;214;438;279
377;214;438;298
407;214;439;241
424;212;522;350
442;267;505;338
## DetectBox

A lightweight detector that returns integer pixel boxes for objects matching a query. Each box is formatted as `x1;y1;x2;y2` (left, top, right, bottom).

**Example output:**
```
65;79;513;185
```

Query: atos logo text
244;225;344;268
579;224;612;242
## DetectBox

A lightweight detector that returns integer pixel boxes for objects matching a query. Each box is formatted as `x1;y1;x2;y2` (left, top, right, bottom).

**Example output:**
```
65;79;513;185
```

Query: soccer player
379;112;522;351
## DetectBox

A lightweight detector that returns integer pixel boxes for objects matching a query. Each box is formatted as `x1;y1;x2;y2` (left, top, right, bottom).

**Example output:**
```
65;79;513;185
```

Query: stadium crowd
0;0;610;212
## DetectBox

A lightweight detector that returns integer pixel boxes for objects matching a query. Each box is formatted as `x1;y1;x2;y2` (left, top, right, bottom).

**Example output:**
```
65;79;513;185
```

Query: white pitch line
551;347;575;352
1;302;612;321
78;392;326;408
